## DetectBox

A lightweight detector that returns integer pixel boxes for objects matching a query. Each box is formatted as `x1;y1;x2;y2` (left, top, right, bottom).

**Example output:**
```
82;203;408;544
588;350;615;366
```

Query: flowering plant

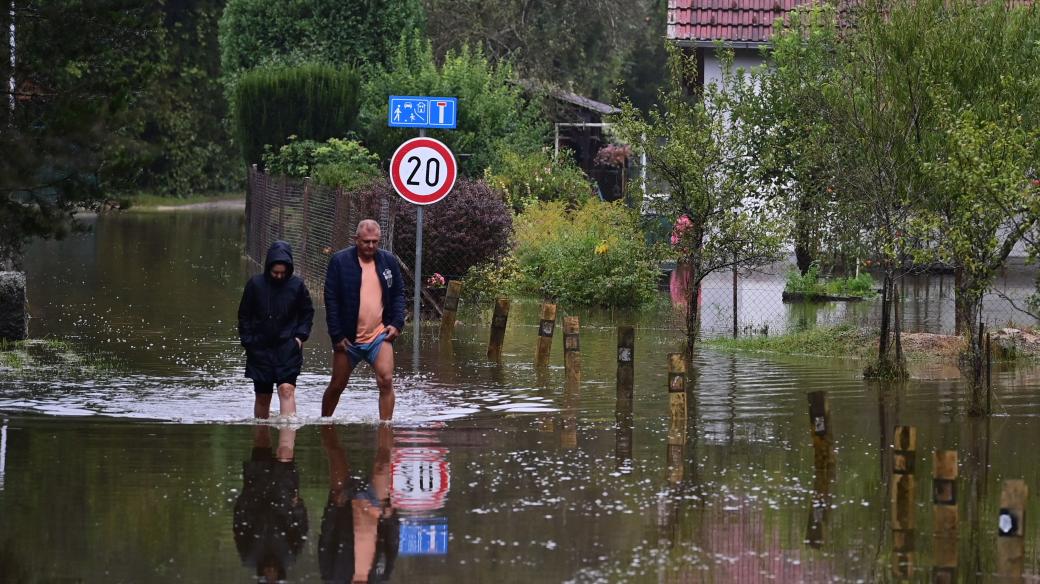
594;144;632;168
426;273;446;288
670;215;693;247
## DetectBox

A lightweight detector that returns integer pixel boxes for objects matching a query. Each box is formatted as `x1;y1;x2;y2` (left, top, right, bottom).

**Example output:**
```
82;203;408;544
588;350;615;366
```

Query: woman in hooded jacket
238;241;314;419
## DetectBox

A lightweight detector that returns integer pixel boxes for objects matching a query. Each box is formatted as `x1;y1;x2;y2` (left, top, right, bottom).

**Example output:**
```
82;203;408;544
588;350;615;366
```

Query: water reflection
233;425;308;583
319;425;399;583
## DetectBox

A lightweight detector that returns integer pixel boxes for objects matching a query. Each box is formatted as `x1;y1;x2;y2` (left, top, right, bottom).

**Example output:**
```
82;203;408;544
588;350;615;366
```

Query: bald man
321;220;406;421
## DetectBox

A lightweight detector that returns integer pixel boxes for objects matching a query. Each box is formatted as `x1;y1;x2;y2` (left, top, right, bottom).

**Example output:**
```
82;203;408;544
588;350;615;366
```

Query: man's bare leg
322;350;353;417
254;393;273;419
373;341;395;421
277;383;297;417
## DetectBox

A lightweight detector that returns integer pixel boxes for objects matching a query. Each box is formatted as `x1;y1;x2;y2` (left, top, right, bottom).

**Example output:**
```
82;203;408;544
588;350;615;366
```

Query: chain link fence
245;167;1038;335
683;259;1040;338
246;166;399;299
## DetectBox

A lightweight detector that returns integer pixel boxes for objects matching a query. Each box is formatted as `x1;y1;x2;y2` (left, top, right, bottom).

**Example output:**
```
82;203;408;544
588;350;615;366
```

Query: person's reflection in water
233;426;309;583
319;425;400;583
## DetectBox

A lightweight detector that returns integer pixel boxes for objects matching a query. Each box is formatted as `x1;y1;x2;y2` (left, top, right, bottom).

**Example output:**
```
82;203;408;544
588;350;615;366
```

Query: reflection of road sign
399;517;449;556
389;137;457;205
388;96;457;129
391;446;450;512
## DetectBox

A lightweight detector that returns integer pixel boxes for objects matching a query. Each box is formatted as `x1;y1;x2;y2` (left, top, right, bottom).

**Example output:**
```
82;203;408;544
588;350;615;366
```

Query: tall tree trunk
954;266;968;336
793;197;818;275
684;260;702;358
959;288;985;416
878;275;891;360
894;277;903;364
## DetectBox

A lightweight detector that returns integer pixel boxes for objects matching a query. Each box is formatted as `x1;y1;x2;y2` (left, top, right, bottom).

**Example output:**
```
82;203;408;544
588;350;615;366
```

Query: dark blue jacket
324;247;406;345
238;241;314;383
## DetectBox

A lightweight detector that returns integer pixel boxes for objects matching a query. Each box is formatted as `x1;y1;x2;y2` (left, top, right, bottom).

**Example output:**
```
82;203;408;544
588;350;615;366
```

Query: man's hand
385;325;400;342
334;338;351;353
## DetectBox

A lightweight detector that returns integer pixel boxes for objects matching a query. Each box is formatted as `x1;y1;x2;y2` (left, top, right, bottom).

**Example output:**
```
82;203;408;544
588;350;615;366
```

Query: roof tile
668;0;812;43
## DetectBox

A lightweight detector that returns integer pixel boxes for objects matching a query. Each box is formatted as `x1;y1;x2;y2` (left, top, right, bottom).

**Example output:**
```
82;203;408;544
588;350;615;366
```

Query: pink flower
426;273;446;288
670;215;693;247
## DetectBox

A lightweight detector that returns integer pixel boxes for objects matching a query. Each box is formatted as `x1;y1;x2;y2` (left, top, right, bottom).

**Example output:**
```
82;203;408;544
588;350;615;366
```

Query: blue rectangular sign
388;96;457;129
398;517;449;555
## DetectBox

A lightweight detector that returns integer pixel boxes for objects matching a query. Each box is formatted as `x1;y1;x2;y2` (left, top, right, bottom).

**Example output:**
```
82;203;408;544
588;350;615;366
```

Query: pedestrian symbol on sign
388;96;458;129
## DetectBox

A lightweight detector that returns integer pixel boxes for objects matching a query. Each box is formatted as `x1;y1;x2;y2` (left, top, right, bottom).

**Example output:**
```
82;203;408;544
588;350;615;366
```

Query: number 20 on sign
389;137;458;205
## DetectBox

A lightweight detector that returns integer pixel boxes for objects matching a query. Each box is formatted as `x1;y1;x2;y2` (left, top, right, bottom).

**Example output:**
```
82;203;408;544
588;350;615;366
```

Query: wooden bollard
806;390;834;549
997;479;1028;578
667;354;687;439
615;399;633;472
439;280;463;341
932;450;958;583
891;425;917;579
534;303;557;368
563;316;581;385
487;298;510;359
616;326;635;400
561;378;579;449
807;391;834;469
666;353;687;484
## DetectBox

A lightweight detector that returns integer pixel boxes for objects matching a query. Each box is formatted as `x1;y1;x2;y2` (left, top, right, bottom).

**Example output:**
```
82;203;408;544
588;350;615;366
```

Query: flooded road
2;211;1040;581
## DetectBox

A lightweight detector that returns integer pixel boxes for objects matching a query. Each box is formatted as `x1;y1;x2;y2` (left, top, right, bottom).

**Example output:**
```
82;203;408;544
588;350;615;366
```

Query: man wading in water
238;241;314;419
321;220;405;421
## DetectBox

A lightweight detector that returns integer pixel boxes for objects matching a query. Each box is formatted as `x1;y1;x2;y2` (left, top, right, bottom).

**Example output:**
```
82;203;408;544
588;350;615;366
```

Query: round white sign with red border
389;137;457;205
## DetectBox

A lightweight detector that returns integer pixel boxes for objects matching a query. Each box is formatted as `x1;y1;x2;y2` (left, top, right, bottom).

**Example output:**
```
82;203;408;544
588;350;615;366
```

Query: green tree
0;1;164;265
764;0;1040;397
219;0;422;91
784;1;934;380
910;0;1040;413
358;35;546;176
422;0;666;104
613;46;786;353
133;0;238;196
749;6;848;275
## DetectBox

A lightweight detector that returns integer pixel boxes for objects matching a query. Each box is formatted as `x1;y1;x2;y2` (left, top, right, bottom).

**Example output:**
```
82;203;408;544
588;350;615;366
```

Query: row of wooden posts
809;391;1028;580
443;288;1029;577
443;289;688;479
439;289;598;389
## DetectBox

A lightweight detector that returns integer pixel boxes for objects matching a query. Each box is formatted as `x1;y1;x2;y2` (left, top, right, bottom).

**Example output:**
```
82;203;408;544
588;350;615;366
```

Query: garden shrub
485;148;594;212
262;137;380;189
785;262;877;299
460;254;522;305
233;63;361;166
514;200;660;308
394;178;513;278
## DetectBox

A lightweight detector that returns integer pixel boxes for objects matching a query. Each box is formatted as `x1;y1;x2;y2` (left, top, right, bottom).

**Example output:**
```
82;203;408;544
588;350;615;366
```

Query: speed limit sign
389;137;457;205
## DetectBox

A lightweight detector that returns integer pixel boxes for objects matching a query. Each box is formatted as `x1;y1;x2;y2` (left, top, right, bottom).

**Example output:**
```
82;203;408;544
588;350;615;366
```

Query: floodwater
1;211;1040;582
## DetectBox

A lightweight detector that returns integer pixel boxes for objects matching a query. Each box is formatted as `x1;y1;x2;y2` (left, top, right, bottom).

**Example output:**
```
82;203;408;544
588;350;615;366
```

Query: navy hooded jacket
238;241;314;383
323;247;406;345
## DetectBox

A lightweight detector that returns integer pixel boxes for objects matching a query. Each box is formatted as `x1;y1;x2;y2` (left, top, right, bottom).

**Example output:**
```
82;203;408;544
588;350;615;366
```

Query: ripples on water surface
1;211;1040;581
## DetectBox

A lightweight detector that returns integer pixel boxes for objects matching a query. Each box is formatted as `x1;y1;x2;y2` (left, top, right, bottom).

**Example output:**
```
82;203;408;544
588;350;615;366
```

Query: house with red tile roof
667;0;813;87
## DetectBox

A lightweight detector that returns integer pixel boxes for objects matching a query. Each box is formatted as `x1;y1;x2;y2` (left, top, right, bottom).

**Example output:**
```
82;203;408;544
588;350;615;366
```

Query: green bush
485;148;594;212
233;64;361;167
461;254;522;305
513;200;660;307
358;34;547;176
785;262;877;299
261;137;380;189
394;179;513;278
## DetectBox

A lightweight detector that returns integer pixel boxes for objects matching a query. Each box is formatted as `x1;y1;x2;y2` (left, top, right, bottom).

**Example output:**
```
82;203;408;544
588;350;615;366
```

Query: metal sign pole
413;128;426;358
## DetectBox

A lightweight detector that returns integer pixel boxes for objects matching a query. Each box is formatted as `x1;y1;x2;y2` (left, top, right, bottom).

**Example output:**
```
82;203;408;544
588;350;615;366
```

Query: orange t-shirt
355;257;386;343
